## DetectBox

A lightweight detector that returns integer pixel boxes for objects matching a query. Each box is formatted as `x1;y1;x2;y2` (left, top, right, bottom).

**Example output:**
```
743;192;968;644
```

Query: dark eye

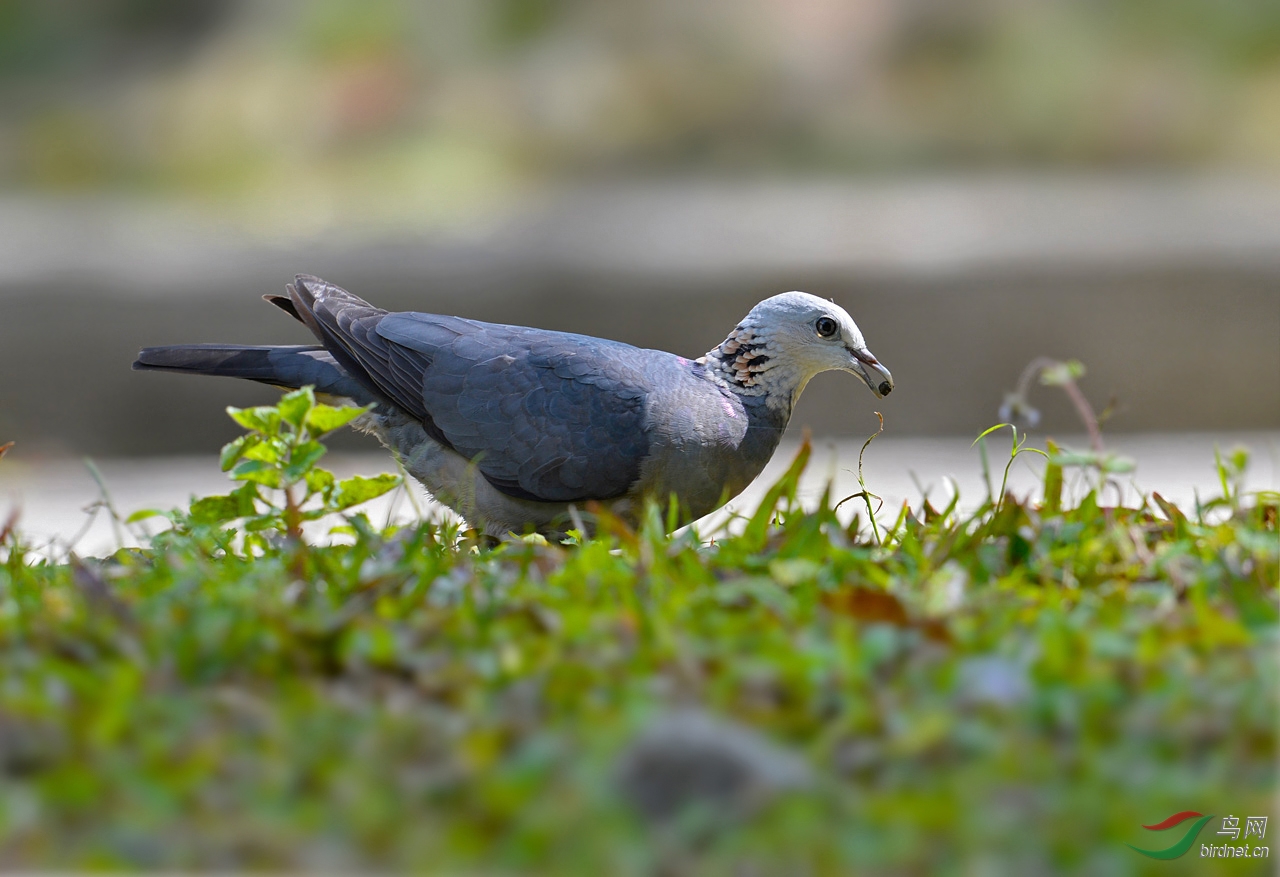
815;316;838;338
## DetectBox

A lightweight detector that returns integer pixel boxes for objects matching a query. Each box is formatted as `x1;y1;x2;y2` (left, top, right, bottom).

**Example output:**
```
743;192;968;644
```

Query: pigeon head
704;291;893;410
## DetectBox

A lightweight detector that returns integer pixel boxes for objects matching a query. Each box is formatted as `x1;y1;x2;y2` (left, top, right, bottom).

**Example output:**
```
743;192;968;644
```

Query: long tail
132;343;376;404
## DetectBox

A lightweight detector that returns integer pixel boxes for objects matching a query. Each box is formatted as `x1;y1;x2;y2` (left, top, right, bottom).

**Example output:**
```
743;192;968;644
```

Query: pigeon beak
849;347;894;398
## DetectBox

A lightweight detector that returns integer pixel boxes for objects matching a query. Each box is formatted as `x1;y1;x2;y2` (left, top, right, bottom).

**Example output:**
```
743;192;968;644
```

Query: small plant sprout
1199;445;1255;520
972;423;1048;512
835;412;886;545
998;357;1134;501
128;386;401;553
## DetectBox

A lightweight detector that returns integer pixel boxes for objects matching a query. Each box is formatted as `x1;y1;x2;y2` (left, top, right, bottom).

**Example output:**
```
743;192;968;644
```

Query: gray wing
289;276;652;503
380;314;655;502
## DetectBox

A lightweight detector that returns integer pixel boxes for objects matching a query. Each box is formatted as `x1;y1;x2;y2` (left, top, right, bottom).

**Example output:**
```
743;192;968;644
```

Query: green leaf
1049;450;1102;468
242;532;269;553
1227;447;1250;475
305;402;372;436
231;459;282;489
1039;359;1085;386
124;508;168;524
306;468;335;496
1042;438;1063;513
972;423;1014;447
744;439;810;547
188;488;257;525
332;473;402;510
277;386;315;429
1152;491;1186;526
283;440;327;484
227;406;281;436
1098;454;1135;474
188;495;239;525
242;439;283;465
219;434;259;471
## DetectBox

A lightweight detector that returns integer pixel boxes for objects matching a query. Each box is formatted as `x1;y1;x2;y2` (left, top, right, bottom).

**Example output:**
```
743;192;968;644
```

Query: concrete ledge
6;432;1277;556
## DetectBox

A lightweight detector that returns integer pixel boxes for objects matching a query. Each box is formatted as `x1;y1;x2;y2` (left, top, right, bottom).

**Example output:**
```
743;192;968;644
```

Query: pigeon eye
815;317;838;338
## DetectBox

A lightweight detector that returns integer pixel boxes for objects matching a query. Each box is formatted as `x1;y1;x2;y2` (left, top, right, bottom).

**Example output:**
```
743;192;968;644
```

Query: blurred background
0;0;1277;542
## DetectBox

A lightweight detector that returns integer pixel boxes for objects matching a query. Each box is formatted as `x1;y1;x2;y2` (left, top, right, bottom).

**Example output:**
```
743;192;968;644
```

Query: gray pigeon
133;275;892;537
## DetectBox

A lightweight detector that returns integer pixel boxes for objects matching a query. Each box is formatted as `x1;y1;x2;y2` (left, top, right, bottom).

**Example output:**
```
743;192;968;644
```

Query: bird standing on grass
134;275;892;537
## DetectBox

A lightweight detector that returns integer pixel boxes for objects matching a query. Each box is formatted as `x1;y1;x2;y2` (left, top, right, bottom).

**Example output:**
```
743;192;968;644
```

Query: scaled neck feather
698;325;800;413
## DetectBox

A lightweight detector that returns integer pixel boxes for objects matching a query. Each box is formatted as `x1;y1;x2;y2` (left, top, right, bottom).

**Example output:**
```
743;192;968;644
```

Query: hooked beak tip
850;346;893;398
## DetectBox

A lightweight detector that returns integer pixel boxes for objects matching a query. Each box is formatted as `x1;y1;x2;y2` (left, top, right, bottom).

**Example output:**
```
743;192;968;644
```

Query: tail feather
133;275;392;413
132;344;375;404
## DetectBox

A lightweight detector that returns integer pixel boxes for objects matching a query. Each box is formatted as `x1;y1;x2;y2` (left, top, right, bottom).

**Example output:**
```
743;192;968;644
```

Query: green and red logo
1127;811;1214;859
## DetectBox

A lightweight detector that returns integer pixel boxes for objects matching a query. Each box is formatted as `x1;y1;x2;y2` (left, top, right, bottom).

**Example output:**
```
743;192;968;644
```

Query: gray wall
2;177;1277;457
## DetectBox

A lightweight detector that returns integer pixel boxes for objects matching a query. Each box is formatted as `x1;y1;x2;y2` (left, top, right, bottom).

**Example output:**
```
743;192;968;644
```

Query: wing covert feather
377;313;654;503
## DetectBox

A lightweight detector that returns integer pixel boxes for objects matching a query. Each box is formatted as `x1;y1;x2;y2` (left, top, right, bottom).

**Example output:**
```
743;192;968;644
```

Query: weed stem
1014;357;1104;454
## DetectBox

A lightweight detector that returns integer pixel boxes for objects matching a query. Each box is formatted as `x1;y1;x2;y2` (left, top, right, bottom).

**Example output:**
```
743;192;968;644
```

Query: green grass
0;392;1275;874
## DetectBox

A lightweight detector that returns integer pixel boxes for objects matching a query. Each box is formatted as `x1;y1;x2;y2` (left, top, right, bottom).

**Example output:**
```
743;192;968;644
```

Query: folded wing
287;275;652;503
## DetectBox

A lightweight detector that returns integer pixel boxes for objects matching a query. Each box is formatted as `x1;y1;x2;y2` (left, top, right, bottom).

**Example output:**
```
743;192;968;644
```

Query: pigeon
134;275;892;537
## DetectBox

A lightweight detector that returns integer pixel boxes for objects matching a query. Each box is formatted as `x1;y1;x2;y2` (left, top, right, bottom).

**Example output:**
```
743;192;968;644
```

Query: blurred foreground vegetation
0;393;1275;873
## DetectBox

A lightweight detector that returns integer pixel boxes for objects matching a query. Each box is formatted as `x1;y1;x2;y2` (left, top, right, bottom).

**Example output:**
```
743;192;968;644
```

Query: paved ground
4;431;1275;558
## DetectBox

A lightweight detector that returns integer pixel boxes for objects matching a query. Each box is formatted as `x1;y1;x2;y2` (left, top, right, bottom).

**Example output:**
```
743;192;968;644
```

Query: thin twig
1059;379;1104;455
857;412;885;545
83;458;126;552
1015;357;1104;455
0;505;20;547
